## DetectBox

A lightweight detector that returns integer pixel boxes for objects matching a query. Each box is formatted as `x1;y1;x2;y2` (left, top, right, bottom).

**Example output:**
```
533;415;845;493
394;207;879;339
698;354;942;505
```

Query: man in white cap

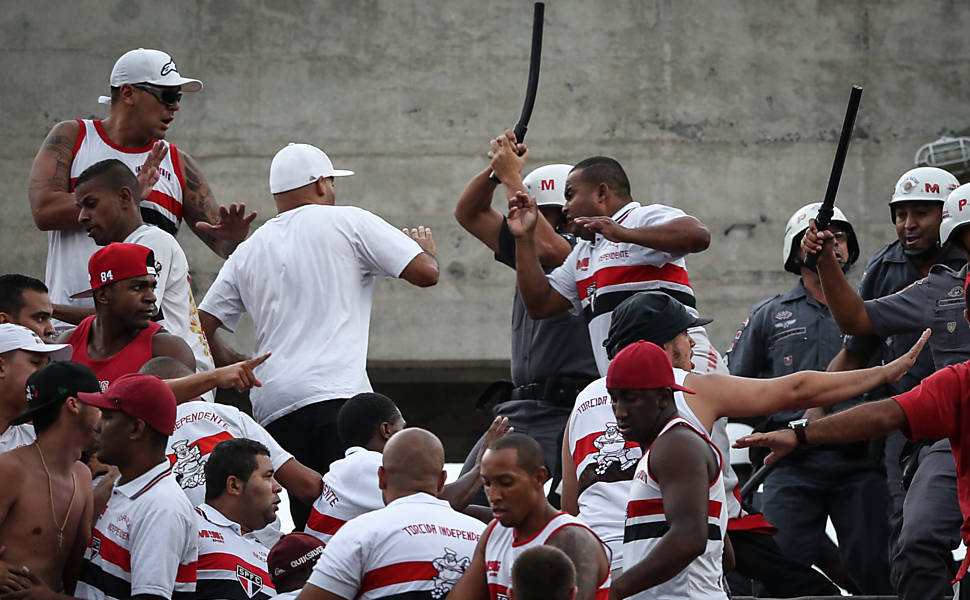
199;143;438;529
28;48;256;329
0;323;72;452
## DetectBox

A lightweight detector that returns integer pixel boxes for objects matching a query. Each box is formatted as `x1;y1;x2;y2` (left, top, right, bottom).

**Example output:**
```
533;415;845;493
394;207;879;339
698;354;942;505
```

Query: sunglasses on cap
131;83;182;106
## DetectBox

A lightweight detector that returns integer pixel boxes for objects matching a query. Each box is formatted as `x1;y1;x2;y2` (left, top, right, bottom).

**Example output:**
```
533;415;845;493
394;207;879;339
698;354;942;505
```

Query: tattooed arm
28;120;82;230
179;149;256;259
547;524;610;600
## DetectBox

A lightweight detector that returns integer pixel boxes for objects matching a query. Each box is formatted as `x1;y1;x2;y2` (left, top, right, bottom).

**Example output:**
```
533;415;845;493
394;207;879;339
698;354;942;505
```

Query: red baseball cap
78;373;176;435
71;242;158;299
268;533;325;585
606;340;695;394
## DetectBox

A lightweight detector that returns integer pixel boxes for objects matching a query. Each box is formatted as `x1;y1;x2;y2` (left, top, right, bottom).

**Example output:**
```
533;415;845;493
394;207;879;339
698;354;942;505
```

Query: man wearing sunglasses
28;48;256;330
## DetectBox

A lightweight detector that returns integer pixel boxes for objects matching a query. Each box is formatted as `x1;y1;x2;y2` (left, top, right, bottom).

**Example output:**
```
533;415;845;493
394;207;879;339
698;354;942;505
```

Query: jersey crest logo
236;565;263;598
431;547;472;598
171;440;208;489
948;321;957;333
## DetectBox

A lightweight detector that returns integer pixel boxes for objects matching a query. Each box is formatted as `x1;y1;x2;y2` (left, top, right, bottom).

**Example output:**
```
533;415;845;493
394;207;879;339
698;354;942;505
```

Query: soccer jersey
483;511;610;600
547;201;696;374
77;461;197;599
305;492;484;599
305;447;383;545
623;417;727;599
195;504;276;600
168;401;295;508
47;120;185;327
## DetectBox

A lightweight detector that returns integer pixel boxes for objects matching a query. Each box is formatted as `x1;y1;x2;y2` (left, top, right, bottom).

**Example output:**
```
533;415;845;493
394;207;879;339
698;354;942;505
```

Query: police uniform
861;262;970;600
727;279;892;594
305;492;484;599
459;218;599;505
194;504;276;600
846;241;965;589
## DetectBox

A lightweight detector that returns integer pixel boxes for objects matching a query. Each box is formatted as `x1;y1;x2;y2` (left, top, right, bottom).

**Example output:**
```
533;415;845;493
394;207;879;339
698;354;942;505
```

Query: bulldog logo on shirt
592;423;639;475
171;440;207;489
236;565;263;598
431;547;471;598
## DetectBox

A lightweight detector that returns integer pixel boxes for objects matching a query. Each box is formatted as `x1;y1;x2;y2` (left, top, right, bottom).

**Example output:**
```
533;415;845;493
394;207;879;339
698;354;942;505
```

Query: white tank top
483;512;611;600
623;416;728;600
46;120;185;326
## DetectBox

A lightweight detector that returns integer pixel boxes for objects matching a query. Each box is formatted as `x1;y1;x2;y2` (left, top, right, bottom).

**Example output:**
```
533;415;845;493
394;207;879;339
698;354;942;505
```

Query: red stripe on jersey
488;582;509;600
90;528;131;571
576;263;691;301
169;143;185;199
305;509;345;536
176;561;198;583
360;561;437;593
72;119;86;158
572;430;639;467
145;189;183;222
198;552;271;583
93;120;155;154
627;499;722;519
168;431;234;466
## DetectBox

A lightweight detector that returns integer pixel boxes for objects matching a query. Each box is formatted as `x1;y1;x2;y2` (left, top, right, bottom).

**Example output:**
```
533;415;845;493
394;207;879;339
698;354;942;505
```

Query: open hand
572;216;628;242
474;416;514;468
733;429;798;466
403;226;435;256
884;328;931;384
137;141;168;201
507;191;538;238
195;203;258;244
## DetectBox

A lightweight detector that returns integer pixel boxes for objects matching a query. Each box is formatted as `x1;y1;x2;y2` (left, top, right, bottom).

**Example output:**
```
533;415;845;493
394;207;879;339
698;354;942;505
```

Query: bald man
297;429;485;600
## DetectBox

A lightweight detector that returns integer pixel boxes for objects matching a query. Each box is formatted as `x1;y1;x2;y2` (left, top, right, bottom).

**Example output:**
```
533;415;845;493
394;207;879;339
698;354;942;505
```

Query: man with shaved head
447;433;611;600
511;546;577;600
296;428;485;600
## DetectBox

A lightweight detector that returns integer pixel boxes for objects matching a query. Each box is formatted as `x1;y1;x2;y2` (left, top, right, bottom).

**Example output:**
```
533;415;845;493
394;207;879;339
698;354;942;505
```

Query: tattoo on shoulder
29;123;77;198
548;525;605;598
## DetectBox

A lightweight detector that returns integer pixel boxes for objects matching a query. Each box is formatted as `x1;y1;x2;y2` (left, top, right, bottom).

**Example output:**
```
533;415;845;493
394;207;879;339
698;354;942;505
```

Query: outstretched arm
560;422;580;515
734;398;908;466
178;149;256;259
574;215;710;254
611;428;715;598
509;192;574;318
454;166;504;253
686;329;929;430
802;219;875;335
398;226;439;287
163;354;270;401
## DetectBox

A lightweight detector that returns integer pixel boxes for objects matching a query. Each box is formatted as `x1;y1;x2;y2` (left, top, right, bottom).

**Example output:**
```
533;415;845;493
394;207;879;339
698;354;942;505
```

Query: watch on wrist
788;418;809;445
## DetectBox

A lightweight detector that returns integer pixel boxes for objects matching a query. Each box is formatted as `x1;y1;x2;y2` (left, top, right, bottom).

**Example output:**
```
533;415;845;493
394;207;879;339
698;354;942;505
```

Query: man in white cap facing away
28;48;256;329
199;143;438;529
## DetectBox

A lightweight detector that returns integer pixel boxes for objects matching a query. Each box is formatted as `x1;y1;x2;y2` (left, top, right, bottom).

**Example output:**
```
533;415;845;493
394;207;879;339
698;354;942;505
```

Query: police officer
825;166;965;590
453;132;599;506
727;203;893;594
804;184;970;600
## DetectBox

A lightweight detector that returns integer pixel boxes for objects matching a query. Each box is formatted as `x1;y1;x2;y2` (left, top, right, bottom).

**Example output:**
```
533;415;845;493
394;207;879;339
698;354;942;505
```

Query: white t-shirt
547;201;693;374
76;461;197;599
125;224;214;374
306;492;484;599
47;120;185;330
167;401;295;508
305;447;384;545
199;204;423;425
0;425;35;453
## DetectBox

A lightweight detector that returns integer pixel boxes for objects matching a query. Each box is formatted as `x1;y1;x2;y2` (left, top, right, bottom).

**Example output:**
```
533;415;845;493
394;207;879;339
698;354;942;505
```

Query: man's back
199;204;421;425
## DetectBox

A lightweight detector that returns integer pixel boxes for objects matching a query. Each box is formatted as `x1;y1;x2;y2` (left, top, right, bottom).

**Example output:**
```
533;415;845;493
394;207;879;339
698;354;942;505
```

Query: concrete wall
2;0;969;365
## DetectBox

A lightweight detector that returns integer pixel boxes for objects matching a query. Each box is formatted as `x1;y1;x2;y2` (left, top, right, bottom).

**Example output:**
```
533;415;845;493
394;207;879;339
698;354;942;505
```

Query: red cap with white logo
70;243;157;299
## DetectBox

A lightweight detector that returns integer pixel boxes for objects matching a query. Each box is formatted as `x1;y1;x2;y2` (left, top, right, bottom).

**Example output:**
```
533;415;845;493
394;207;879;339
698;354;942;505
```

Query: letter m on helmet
540;179;555;191
926;183;941;193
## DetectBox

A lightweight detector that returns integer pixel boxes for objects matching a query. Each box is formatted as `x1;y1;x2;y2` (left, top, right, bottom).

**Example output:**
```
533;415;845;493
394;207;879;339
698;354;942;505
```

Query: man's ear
380;421;394;442
595;181;610;202
436;470;447;495
378;466;388;491
0;312;12;325
226;474;246;497
118;186;136;209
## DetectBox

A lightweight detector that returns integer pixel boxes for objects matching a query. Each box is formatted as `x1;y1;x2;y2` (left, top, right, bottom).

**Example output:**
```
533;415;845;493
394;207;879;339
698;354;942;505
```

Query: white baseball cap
269;143;354;194
0;324;72;361
98;48;203;104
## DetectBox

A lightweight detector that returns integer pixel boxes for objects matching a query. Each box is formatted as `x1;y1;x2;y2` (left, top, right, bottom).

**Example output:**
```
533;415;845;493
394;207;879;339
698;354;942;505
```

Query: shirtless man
29;48;254;328
0;275;56;342
59;242;196;388
0;361;101;594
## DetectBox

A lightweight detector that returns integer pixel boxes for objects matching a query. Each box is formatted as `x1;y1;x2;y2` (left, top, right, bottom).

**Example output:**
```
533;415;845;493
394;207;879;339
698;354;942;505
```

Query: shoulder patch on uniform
948;285;963;298
774;309;793;321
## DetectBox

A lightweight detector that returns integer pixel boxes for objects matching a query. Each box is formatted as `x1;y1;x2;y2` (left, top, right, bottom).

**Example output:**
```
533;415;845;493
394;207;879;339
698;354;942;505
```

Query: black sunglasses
132;83;182;106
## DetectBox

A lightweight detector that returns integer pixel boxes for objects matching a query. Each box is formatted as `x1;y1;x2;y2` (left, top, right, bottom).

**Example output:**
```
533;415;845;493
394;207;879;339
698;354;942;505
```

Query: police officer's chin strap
902;241;942;261
799;259;850;275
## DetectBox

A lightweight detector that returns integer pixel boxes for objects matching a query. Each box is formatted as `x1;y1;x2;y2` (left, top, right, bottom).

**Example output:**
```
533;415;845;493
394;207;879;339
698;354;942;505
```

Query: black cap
10;362;101;425
604;292;713;360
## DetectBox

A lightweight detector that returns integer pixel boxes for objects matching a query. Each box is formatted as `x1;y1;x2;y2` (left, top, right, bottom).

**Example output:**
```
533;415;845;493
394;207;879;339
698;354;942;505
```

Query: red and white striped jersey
76;461;197;599
194;504;276;600
167;401;294;508
623;416;727;600
305;492;484;599
547;201;695;374
483;512;611;600
305;447;384;545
